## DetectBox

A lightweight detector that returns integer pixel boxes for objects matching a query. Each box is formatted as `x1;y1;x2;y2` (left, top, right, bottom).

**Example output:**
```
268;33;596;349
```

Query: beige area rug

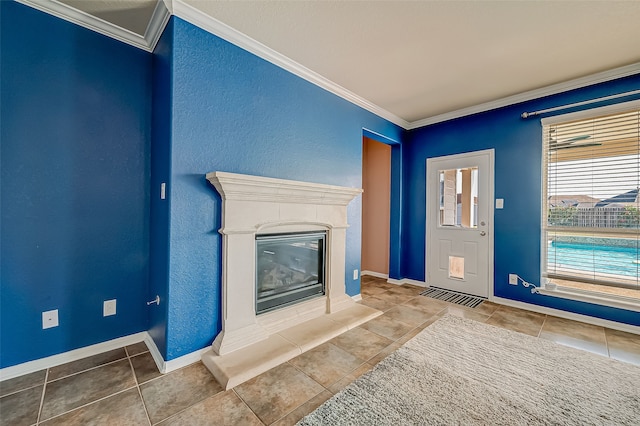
298;315;640;425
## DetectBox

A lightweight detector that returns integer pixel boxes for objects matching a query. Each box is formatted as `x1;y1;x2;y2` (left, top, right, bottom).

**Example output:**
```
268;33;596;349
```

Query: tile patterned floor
2;276;639;425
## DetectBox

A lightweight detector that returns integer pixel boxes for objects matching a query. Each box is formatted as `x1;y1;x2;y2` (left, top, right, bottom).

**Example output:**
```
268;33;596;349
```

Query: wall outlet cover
509;274;518;285
42;309;59;329
103;299;117;316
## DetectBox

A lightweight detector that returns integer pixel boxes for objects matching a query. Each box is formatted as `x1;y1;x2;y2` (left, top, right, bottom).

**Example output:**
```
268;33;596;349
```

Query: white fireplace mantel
205;171;363;356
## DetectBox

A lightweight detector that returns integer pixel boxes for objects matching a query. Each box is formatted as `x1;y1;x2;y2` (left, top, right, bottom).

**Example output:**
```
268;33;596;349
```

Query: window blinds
543;108;640;289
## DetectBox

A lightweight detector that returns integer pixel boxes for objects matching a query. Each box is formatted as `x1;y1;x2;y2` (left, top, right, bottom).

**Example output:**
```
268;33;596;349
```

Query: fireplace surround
202;171;381;388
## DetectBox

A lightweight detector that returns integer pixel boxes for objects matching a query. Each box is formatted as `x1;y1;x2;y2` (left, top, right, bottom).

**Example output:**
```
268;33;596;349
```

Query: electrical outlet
103;299;117;316
509;274;518;285
353;269;359;280
42;309;59;329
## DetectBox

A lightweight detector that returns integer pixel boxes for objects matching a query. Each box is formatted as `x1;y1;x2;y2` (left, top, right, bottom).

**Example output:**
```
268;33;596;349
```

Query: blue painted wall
404;74;640;326
152;18;404;360
148;18;174;360
0;2;151;367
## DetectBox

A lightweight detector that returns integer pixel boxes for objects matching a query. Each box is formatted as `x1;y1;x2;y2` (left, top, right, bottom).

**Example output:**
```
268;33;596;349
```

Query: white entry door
426;149;494;298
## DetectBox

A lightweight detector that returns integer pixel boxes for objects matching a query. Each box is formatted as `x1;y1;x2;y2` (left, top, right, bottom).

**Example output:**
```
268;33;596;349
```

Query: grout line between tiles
231;388;267;426
35;368;49;424
603;327;612;359
537;315;548;338
0;381;45;399
126;354;152;426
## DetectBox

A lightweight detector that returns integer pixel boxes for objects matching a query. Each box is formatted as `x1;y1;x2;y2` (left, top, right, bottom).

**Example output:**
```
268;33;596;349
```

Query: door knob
480;221;486;226
480;231;486;236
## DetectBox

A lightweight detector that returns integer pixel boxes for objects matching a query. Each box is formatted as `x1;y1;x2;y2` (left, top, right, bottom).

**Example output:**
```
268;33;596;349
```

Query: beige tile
361;279;392;290
396;327;423;345
360;286;387;297
40;359;135;421
401;296;449;316
130;352;162;384
473;301;501;316
140;362;223;424
384;305;436;327
605;328;640;366
417;316;441;330
539;316;608;356
368;342;402;365
158;390;261;426
272;390;332;426
48;348;127;381
125;342;149;357
359;313;414;341
201;334;300;390
441;306;490;323
330;327;393;361
0;370;45;397
40;388;148;426
372;290;414;305
288;342;364;387
385;285;424;297
485;306;546;337
235;362;324;425
358;296;396;312
326;363;373;394
0;385;42;426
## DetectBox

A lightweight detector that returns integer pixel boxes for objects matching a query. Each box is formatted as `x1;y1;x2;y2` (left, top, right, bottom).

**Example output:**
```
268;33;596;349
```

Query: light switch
496;198;504;209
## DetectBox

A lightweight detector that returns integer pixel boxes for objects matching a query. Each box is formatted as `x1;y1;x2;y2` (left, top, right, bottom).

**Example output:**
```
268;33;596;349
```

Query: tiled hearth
2;277;640;425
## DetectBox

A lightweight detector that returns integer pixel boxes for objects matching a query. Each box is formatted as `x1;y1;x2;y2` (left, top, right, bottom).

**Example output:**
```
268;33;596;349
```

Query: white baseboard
0;332;147;382
491;296;640;336
0;332;212;383
145;335;210;374
387;278;427;287
351;294;363;302
361;270;389;279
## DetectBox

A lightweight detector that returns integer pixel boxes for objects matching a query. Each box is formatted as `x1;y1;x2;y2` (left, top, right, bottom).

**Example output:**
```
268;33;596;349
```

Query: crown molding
16;0;170;53
15;0;640;130
169;0;410;129
144;0;172;52
408;62;640;130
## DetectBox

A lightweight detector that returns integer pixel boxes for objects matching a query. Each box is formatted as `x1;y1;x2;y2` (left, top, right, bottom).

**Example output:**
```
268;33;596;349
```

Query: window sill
539;284;640;313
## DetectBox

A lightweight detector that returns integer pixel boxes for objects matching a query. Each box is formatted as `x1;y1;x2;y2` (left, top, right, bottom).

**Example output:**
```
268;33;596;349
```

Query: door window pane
439;167;478;228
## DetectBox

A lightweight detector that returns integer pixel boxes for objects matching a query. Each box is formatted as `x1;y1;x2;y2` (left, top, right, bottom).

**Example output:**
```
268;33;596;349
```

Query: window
438;167;478;228
542;102;640;298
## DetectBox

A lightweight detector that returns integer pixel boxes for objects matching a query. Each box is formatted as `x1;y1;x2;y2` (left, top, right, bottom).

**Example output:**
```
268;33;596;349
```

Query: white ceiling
49;0;640;126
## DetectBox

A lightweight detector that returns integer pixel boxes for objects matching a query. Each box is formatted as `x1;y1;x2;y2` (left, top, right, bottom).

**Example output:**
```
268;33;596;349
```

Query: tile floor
2;276;639;425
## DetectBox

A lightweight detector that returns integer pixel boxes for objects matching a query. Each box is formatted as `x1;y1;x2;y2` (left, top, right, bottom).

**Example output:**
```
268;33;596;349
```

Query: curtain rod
521;89;640;119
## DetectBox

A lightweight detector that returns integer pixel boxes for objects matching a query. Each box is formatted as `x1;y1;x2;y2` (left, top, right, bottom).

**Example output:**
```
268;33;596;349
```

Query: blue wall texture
0;2;151;367
151;18;403;360
404;74;640;326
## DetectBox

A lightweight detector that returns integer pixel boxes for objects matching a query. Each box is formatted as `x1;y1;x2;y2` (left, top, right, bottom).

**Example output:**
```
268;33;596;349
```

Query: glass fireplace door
255;232;326;314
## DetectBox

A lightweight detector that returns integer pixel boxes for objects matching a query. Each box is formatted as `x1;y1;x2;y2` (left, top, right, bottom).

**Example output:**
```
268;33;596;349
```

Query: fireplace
202;171;382;389
204;171;365;355
256;232;326;314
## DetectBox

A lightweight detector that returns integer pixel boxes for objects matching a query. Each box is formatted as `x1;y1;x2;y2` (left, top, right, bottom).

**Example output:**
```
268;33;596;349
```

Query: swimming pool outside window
542;102;640;296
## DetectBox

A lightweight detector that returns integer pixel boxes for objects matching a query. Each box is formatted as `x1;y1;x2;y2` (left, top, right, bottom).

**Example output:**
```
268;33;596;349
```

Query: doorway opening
361;137;391;278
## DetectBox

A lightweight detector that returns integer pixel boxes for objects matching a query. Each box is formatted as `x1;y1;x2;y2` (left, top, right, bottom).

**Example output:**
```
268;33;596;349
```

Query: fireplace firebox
256;232;326;314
